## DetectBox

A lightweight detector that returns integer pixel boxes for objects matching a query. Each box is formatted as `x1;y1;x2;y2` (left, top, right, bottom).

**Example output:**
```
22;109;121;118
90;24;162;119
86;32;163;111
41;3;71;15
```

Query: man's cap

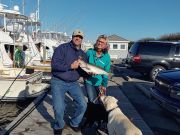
72;29;84;38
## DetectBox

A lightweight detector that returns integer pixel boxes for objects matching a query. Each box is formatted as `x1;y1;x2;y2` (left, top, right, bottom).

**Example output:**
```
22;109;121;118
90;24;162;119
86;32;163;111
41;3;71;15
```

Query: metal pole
3;14;6;31
22;0;25;15
37;0;40;21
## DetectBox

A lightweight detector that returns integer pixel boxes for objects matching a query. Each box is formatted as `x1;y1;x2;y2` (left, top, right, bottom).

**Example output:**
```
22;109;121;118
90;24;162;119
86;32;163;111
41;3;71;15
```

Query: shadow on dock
1;80;155;135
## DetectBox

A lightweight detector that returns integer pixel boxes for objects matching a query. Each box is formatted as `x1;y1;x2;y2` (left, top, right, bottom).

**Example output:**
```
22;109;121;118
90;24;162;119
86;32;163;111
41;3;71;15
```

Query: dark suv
125;41;180;81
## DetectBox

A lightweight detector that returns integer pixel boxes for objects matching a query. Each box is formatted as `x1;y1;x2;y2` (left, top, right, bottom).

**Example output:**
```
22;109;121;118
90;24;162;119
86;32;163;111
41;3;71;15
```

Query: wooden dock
1;77;154;135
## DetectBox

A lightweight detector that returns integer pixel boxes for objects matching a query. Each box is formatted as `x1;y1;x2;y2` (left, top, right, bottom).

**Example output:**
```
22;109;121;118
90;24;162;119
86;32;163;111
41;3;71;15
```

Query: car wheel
150;65;166;81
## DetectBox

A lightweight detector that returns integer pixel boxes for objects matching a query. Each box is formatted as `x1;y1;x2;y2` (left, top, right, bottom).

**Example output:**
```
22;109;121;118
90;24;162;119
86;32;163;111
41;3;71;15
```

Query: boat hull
0;71;50;101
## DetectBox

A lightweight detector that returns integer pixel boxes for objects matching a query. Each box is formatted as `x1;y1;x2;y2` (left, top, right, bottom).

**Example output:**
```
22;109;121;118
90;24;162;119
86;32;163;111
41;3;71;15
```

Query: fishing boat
0;70;50;101
0;4;50;101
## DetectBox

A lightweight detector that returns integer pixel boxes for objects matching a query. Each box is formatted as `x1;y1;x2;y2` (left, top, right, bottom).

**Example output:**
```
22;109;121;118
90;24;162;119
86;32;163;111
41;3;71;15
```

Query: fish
79;60;109;76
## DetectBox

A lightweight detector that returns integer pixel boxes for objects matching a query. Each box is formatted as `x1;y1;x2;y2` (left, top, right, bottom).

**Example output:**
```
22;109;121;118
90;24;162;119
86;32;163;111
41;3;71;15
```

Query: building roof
108;34;129;41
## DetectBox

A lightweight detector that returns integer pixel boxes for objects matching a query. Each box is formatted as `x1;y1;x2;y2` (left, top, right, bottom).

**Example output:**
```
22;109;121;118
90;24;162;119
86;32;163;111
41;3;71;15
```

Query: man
14;46;24;68
51;29;87;135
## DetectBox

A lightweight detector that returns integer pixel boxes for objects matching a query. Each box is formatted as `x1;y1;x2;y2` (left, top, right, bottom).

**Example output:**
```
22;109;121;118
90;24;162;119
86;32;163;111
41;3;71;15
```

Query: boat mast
37;0;40;21
22;0;25;15
10;0;13;9
36;0;40;32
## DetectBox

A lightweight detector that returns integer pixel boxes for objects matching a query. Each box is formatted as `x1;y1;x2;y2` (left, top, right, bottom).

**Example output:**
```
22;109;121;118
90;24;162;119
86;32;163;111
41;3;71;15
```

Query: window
139;42;171;56
129;42;139;55
113;44;118;49
175;46;180;56
120;44;126;50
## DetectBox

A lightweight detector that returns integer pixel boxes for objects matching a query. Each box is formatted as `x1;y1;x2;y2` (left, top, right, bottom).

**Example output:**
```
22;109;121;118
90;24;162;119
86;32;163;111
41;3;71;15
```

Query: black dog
82;102;108;128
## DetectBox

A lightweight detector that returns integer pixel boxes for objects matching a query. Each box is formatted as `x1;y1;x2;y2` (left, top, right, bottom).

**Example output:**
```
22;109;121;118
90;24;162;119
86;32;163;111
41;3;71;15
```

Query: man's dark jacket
51;41;87;82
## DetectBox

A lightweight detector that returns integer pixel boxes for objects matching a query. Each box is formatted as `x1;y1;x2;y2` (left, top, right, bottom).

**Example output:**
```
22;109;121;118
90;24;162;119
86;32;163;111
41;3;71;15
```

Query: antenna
22;0;25;15
10;0;13;9
37;0;40;21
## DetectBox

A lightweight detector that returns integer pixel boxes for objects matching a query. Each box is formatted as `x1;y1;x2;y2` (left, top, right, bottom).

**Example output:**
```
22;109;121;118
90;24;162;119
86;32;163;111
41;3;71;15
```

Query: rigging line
0;52;39;104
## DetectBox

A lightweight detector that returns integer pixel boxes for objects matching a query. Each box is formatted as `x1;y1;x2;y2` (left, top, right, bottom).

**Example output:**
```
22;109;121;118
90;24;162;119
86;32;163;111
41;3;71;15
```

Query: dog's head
100;96;118;111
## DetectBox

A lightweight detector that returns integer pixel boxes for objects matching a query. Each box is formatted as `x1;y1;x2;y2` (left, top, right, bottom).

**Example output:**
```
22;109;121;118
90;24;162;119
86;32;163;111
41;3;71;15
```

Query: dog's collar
107;106;119;113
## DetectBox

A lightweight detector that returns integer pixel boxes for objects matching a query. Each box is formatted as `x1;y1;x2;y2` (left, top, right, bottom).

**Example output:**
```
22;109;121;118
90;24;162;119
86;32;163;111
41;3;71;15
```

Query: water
0;99;34;130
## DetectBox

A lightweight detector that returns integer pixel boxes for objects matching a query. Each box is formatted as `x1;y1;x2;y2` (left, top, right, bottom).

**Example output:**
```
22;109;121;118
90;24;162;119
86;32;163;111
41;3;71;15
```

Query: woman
84;35;111;103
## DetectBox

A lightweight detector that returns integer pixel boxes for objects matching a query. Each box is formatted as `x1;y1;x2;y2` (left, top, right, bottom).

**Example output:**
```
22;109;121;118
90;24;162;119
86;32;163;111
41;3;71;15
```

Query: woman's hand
99;86;106;96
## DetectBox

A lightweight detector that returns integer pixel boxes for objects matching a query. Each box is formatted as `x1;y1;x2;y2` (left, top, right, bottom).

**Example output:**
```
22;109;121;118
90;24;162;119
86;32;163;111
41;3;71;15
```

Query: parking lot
111;64;180;135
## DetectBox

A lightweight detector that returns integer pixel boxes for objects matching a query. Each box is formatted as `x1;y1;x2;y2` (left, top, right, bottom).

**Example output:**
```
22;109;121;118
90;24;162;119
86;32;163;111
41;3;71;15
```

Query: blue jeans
84;82;100;103
51;77;87;130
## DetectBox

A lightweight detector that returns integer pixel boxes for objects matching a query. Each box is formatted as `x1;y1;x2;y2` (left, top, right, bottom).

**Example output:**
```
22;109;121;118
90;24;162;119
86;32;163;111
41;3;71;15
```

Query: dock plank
2;78;154;135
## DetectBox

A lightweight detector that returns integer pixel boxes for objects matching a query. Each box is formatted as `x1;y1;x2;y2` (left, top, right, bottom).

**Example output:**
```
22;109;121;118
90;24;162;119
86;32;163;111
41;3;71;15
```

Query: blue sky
1;0;180;42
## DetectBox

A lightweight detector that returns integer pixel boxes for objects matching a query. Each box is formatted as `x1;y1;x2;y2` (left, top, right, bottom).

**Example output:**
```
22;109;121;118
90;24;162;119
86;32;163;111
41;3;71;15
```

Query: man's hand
71;60;80;69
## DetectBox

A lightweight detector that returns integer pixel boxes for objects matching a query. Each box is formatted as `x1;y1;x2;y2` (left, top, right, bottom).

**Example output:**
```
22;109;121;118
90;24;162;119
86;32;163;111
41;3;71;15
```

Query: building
108;34;130;62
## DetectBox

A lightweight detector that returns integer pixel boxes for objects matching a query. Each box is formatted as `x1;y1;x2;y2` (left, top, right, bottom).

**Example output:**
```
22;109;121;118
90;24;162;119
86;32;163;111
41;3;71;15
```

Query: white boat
0;4;50;101
0;70;50;101
0;4;42;65
0;38;50;101
82;41;94;51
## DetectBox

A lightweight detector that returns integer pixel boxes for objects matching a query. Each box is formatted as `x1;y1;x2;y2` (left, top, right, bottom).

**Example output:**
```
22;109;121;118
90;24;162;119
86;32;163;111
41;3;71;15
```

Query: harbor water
0;99;34;130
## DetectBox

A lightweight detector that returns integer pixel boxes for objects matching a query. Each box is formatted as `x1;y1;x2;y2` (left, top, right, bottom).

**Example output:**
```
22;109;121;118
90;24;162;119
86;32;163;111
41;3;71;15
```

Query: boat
0;4;50;101
0;70;50;101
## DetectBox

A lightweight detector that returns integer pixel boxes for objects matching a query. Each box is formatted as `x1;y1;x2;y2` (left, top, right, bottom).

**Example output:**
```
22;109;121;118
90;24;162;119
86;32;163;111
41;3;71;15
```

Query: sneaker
69;124;81;132
53;129;62;135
